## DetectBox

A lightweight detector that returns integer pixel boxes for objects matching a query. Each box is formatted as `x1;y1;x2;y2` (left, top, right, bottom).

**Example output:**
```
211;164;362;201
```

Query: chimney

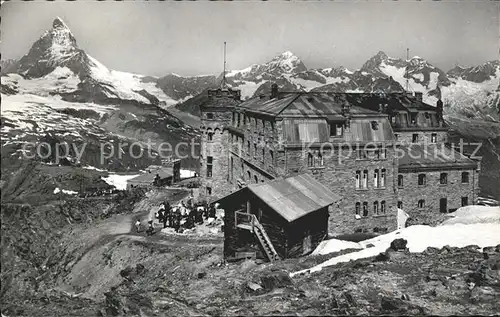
270;83;279;99
414;92;423;101
342;101;351;118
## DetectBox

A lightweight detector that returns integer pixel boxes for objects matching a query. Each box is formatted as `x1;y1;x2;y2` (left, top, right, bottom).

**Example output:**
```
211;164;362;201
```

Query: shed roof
127;168;173;184
247;173;340;222
398;145;477;170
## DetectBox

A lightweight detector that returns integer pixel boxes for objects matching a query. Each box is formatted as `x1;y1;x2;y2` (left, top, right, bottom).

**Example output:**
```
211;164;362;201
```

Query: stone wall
282;145;399;235
397;168;479;226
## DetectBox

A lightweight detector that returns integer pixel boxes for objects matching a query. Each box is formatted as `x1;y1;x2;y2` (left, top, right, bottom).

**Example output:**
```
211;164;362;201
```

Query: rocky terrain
1;180;499;316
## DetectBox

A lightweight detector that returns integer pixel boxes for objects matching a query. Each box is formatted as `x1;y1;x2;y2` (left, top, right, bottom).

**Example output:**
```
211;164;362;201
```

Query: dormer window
330;123;343;137
371;121;379;130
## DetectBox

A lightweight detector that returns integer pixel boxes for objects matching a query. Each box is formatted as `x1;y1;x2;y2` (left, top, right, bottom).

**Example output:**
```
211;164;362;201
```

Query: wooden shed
217;174;340;262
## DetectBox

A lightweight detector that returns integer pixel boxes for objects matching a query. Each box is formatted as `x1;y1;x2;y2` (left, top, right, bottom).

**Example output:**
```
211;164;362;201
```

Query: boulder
260;271;293;290
423;247;440;255
374;252;390;262
389;238;407;251
380;296;427;315
246;281;263;292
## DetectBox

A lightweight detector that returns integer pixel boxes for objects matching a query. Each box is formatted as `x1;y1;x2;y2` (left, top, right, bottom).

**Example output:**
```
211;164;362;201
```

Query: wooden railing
234;211;281;262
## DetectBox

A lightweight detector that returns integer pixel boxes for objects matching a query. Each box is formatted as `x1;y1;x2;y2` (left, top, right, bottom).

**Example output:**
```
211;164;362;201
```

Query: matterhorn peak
53;16;70;29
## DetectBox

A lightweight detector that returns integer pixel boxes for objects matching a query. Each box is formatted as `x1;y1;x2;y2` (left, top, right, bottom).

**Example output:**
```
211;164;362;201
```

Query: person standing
135;219;141;233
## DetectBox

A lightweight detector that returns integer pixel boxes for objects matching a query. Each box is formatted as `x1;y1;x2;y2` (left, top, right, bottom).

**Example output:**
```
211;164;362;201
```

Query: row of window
397;172;470;187
394;133;438;143
357;148;387;160
355;169;386;189
355;201;387;217
232;113;275;132
397;196;469;210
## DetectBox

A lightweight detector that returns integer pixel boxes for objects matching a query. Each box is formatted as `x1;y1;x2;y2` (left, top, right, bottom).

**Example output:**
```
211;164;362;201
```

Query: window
318;152;324;166
206;156;213;177
462;196;468;206
394;133;399;141
380;169;386;187
254;118;257;130
253;144;257;158
307;153;314;167
243;114;246;125
392;116;396;124
440;173;448;185
431;133;437;143
247;141;251;155
206;113;213;119
410;112;417;124
261;148;265;162
270;150;274;162
418;199;425;208
412;134;419;143
336;124;343;136
330;123;343;137
237;113;241;127
263;120;266;130
373;201;379;215
355;170;361;189
362;202;368;217
357;149;367;160
247;171;251;181
374;169;379;188
418;173;426;185
371;121;379;130
232;113;236;125
207;132;213;141
254;175;258;183
380;201;386;214
462;172;469;183
425;112;430;119
381;148;387;159
355;202;361;215
206;187;212;195
398;174;404;188
397;201;403;209
362;170;368;188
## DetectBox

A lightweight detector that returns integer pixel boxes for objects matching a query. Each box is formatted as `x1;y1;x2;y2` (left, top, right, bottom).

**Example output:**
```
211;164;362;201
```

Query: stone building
199;84;481;235
199;87;241;200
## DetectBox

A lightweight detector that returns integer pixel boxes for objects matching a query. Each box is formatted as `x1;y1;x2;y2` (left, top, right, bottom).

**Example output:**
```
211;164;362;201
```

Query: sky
1;1;498;77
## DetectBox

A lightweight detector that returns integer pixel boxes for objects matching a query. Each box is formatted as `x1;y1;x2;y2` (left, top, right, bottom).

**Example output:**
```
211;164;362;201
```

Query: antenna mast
406;48;409;92
221;41;227;89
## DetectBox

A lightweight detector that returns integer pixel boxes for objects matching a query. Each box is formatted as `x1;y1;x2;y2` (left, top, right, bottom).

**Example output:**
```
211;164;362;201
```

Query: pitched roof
247;173;340;222
398;145;477;170
238;92;438;118
345;118;395;143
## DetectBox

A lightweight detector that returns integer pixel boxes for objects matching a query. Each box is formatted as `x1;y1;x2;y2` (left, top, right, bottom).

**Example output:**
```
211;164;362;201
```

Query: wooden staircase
235;211;281;262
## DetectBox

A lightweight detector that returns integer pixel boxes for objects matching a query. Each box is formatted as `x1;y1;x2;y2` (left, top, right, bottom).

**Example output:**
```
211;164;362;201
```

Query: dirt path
55;188;222;299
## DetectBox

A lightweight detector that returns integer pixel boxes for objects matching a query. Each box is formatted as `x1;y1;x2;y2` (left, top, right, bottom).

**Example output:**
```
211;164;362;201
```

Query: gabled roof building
199;84;480;245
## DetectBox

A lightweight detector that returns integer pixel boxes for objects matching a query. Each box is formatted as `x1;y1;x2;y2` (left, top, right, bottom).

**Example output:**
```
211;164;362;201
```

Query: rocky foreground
1;183;499;316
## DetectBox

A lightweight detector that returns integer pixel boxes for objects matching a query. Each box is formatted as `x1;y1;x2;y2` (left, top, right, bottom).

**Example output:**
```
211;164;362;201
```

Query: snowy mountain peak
375;51;388;59
53;17;70;30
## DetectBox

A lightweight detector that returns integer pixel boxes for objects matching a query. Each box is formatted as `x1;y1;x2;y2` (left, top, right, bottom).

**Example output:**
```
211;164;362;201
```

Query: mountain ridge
1;17;498;122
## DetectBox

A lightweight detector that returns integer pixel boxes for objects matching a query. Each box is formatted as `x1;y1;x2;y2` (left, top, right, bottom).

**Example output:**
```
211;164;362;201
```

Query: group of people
135;199;220;235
